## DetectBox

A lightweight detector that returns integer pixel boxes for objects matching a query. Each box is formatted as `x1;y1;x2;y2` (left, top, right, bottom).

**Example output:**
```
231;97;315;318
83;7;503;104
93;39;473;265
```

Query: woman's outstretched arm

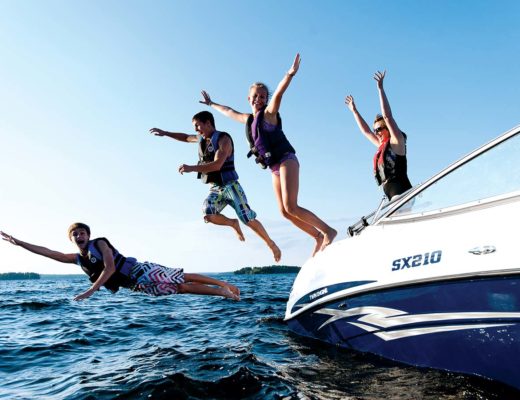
374;70;406;153
199;90;250;124
345;95;379;147
265;53;301;118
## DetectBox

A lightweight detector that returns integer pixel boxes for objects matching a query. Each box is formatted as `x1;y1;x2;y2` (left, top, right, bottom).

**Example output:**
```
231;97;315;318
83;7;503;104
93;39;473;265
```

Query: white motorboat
285;124;520;390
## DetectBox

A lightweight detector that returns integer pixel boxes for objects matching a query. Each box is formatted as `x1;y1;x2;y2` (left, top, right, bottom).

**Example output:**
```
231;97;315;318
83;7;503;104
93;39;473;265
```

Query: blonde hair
249;82;270;100
374;114;387;129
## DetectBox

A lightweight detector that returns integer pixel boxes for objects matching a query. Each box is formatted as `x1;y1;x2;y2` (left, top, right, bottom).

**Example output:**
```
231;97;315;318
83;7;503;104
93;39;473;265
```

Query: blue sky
1;0;519;274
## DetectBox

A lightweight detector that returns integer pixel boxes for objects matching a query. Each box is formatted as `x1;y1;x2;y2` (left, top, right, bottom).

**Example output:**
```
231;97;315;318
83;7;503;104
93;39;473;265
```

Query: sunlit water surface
0;274;517;399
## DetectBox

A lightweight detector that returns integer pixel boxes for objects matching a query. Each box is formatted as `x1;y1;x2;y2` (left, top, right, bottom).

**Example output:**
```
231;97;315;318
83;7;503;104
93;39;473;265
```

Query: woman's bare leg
272;168;324;256
278;159;337;252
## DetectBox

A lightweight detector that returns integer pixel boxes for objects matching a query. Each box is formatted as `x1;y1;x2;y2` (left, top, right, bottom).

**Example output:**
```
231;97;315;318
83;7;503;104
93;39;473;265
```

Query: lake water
0;273;516;399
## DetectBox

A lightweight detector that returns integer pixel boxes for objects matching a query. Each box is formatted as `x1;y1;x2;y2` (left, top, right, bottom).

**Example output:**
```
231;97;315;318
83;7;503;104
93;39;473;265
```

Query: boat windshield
390;131;520;218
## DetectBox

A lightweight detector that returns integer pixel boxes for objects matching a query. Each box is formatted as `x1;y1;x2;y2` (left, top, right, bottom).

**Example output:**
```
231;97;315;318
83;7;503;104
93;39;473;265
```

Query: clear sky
1;0;519;274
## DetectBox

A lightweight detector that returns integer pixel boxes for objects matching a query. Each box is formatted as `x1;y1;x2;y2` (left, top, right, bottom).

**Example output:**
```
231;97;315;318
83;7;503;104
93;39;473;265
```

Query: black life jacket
374;132;409;186
77;238;134;293
197;131;239;185
245;109;296;168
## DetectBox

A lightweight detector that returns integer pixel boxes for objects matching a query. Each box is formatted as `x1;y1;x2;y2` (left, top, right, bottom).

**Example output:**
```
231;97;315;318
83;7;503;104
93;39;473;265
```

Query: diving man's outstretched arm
149;128;198;143
1;231;76;263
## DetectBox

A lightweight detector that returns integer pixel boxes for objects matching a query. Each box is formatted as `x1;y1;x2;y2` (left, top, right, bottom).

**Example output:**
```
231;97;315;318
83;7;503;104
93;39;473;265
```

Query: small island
0;272;41;280
234;265;300;275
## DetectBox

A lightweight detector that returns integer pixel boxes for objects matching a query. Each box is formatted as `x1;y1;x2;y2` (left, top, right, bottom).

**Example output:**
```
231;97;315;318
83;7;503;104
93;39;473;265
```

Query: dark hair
249;82;270;100
67;222;90;238
192;111;215;128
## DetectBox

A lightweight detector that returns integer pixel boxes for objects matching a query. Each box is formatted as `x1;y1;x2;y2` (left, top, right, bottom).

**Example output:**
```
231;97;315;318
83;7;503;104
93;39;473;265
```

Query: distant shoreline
0;268;300;280
0;273;86;281
0;272;40;280
234;265;300;275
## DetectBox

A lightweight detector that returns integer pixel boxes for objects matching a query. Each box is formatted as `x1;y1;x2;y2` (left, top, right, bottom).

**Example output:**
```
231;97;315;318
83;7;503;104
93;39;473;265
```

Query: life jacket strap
114;254;127;272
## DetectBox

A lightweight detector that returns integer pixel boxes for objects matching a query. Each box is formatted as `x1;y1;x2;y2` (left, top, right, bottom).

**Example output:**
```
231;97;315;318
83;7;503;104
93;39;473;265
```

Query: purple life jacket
245;109;295;169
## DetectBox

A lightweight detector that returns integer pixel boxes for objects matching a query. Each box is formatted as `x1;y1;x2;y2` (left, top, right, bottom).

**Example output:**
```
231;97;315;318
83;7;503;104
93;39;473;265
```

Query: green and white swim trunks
203;180;257;224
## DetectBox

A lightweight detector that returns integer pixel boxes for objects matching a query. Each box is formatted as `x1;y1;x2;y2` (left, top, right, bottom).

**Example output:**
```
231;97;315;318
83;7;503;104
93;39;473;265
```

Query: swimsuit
261;119;299;176
130;262;185;296
204;181;257;224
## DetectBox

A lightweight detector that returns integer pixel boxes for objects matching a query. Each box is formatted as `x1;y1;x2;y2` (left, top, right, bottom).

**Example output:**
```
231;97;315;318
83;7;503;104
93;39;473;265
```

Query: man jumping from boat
150;111;281;262
1;224;240;301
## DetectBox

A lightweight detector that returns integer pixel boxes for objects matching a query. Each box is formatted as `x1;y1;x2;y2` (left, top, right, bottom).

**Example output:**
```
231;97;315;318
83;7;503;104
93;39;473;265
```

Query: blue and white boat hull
287;275;520;389
285;124;520;390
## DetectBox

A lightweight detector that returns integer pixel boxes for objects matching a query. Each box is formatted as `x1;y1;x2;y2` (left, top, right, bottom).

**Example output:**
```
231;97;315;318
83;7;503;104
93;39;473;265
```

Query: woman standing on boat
345;71;412;200
199;54;336;256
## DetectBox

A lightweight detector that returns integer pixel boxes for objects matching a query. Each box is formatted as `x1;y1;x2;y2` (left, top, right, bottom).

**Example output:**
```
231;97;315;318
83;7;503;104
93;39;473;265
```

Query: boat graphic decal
314;306;520;341
291;280;376;313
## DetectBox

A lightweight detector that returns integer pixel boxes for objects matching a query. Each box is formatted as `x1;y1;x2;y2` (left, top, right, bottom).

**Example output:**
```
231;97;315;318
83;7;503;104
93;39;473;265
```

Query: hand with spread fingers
74;287;96;301
345;95;357;113
199;90;212;106
1;231;18;245
374;70;386;89
149;128;167;136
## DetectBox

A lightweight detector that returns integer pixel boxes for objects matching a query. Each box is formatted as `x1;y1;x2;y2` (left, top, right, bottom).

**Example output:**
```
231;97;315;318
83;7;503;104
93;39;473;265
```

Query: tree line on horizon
0;272;41;280
234;265;300;275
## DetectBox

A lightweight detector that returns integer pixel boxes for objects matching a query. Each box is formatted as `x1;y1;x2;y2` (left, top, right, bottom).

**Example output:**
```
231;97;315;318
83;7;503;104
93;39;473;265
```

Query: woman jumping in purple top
200;54;336;256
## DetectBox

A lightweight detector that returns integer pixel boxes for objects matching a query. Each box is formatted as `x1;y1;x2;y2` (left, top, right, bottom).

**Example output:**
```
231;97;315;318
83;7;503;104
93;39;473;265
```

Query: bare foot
225;283;240;297
321;228;337;251
223;286;240;301
312;233;324;257
231;220;245;241
268;241;282;262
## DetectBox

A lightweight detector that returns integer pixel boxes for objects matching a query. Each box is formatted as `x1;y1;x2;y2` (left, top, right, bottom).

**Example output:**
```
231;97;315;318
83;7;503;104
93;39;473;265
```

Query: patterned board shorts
203;180;257;224
130;261;185;296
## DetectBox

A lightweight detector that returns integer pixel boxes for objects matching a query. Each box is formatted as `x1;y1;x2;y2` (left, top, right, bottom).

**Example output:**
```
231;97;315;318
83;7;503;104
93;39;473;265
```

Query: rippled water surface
0;274;517;399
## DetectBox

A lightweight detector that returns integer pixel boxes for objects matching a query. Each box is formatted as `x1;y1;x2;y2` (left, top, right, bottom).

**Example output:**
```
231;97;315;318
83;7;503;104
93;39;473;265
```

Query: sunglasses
374;126;387;134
